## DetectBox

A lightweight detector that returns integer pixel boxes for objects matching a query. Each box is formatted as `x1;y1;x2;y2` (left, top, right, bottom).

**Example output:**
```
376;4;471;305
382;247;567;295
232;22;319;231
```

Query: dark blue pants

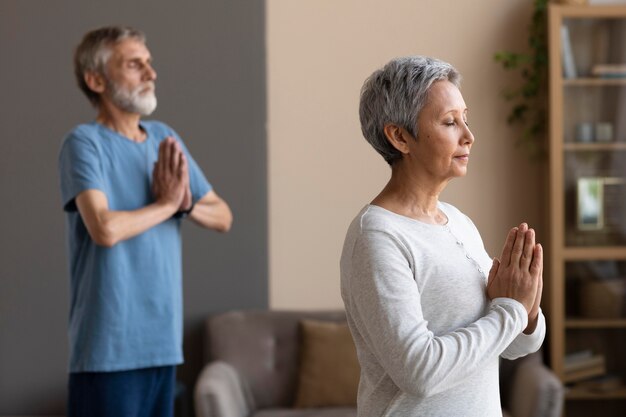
68;366;176;417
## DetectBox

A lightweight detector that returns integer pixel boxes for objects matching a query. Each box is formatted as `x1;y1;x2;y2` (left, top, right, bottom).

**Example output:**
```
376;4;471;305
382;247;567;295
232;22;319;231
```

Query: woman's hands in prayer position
487;223;543;334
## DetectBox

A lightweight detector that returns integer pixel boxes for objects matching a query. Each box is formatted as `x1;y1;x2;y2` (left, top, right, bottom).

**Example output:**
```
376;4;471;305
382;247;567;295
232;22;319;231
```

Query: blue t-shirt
58;120;212;372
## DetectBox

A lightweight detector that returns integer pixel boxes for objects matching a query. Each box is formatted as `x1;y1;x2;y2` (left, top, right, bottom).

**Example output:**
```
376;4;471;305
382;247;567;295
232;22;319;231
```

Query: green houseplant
494;0;549;158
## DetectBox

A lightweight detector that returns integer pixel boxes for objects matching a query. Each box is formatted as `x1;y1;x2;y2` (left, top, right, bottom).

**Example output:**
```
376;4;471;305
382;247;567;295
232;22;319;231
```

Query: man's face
103;38;157;116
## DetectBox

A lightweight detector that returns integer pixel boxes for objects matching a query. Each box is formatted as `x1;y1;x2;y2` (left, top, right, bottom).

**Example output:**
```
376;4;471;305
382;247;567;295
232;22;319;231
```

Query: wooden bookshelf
549;4;626;417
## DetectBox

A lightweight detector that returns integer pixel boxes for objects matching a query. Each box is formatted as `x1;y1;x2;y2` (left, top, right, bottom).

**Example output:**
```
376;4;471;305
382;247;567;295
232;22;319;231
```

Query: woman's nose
462;124;474;145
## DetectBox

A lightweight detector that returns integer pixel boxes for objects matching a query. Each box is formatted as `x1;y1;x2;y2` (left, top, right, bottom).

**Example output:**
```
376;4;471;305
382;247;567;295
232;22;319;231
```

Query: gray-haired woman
340;56;545;417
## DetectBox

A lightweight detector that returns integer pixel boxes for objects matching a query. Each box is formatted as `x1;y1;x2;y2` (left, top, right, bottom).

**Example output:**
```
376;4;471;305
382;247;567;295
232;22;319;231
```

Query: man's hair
73;26;146;106
359;56;461;165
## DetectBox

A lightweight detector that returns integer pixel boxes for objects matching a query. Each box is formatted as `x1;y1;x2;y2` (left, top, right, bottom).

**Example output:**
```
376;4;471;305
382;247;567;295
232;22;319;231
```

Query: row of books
563;350;605;383
591;64;626;78
560;24;626;79
564;350;624;392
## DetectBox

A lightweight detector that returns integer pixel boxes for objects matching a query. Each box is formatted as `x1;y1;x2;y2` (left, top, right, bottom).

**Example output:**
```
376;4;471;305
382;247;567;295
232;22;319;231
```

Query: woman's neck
371;162;449;225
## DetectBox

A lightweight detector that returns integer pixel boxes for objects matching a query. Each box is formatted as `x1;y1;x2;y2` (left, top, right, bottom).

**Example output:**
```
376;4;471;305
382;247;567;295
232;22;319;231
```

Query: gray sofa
194;310;563;417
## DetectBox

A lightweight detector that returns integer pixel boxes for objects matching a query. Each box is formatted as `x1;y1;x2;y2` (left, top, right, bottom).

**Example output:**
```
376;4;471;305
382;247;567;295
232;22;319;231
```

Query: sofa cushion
293;320;360;408
207;310;347;409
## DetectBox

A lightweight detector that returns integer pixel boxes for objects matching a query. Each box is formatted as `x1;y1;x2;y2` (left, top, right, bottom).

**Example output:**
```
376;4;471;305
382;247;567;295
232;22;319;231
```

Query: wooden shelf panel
555;4;626;19
563;247;626;260
564;142;626;151
566;386;626;400
566;319;626;329
563;78;626;86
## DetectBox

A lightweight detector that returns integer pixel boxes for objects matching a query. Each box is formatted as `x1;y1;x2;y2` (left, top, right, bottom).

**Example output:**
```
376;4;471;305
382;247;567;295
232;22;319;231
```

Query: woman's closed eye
443;119;469;127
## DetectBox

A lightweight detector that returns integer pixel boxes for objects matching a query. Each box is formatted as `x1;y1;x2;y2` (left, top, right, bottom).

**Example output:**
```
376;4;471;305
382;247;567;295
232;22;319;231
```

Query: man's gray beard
108;81;157;116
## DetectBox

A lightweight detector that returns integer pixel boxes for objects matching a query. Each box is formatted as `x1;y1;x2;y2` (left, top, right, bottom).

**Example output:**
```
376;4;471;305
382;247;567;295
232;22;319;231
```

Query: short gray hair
74;26;146;106
359;56;461;165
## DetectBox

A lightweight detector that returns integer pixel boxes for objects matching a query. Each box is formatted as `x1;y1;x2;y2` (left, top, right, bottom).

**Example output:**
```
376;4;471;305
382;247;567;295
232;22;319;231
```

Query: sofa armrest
507;357;564;417
194;361;254;417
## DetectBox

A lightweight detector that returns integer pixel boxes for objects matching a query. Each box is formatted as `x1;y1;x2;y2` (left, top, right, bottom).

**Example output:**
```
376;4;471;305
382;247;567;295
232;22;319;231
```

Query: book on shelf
565;350;593;363
573;374;623;393
564;353;605;373
591;64;626;79
563;351;607;383
563;362;606;383
560;24;577;79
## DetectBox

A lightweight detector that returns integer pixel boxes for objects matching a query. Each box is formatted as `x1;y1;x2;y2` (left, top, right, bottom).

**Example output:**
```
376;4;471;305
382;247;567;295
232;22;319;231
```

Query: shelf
556;4;626;19
563;247;626;261
566;386;626;400
566;319;626;329
563;78;626;86
564;142;626;151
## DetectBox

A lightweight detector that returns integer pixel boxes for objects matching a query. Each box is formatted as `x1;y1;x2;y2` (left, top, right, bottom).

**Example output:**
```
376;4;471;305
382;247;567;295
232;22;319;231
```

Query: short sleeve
58;134;103;212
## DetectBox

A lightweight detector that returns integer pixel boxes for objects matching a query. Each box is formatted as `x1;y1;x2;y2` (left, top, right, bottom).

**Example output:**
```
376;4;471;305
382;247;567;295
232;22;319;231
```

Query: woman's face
408;80;474;183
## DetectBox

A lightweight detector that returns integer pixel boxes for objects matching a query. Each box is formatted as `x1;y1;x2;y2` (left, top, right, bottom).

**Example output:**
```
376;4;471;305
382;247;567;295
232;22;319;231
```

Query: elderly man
58;26;232;416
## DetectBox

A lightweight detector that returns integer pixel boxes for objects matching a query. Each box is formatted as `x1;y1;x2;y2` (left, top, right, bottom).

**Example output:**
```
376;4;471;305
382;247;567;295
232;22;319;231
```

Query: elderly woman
340;56;545;417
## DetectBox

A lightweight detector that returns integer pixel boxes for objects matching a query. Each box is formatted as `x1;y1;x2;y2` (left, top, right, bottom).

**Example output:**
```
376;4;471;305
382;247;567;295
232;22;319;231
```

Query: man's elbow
89;223;119;247
216;213;233;233
214;203;233;233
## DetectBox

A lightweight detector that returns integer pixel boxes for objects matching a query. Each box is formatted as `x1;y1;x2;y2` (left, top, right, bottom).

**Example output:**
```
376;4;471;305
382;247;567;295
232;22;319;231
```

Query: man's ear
84;71;106;94
383;124;413;155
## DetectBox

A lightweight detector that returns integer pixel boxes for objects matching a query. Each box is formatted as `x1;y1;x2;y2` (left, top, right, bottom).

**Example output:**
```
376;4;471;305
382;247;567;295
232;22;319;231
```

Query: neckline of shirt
365;202;452;229
92;120;150;145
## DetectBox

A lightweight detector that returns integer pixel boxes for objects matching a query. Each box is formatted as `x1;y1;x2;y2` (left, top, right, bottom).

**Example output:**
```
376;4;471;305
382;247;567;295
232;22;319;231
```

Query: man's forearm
95;202;180;246
76;190;180;247
188;196;232;232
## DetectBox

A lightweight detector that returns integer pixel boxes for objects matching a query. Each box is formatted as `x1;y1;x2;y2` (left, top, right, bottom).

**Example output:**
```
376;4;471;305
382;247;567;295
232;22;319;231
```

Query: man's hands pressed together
487;223;543;334
152;136;192;213
151;136;232;231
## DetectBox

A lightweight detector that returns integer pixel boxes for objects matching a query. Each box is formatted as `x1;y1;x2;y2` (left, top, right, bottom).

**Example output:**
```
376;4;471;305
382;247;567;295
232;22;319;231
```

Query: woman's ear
84;71;106;94
383;124;413;155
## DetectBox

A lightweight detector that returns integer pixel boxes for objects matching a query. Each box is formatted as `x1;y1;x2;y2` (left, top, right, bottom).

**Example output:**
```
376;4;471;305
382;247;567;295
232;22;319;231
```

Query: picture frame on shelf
577;177;604;230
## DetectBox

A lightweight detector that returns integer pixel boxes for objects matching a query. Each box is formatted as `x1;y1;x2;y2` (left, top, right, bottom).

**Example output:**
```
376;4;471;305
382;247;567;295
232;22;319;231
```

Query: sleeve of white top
500;308;546;360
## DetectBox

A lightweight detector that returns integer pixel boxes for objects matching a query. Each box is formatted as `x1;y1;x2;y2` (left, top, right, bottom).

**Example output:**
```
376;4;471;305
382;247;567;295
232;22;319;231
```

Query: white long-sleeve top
340;203;545;417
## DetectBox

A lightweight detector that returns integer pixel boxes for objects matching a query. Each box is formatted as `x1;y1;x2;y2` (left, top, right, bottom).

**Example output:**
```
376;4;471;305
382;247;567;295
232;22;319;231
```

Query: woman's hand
524;251;543;334
487;224;543;325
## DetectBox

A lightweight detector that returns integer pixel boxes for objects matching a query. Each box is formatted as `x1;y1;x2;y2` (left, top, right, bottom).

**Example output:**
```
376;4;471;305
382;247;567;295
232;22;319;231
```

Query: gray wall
0;1;267;414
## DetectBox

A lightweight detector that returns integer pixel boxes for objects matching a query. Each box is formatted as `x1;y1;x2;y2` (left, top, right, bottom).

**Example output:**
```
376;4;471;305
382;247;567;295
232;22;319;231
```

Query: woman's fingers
530;243;543;278
510;223;528;267
500;227;518;266
520;228;535;270
487;257;500;290
533;248;544;310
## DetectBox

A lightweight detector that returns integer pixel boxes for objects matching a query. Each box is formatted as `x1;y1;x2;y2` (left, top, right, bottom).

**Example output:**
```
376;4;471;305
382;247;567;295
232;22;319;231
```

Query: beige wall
267;0;545;310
